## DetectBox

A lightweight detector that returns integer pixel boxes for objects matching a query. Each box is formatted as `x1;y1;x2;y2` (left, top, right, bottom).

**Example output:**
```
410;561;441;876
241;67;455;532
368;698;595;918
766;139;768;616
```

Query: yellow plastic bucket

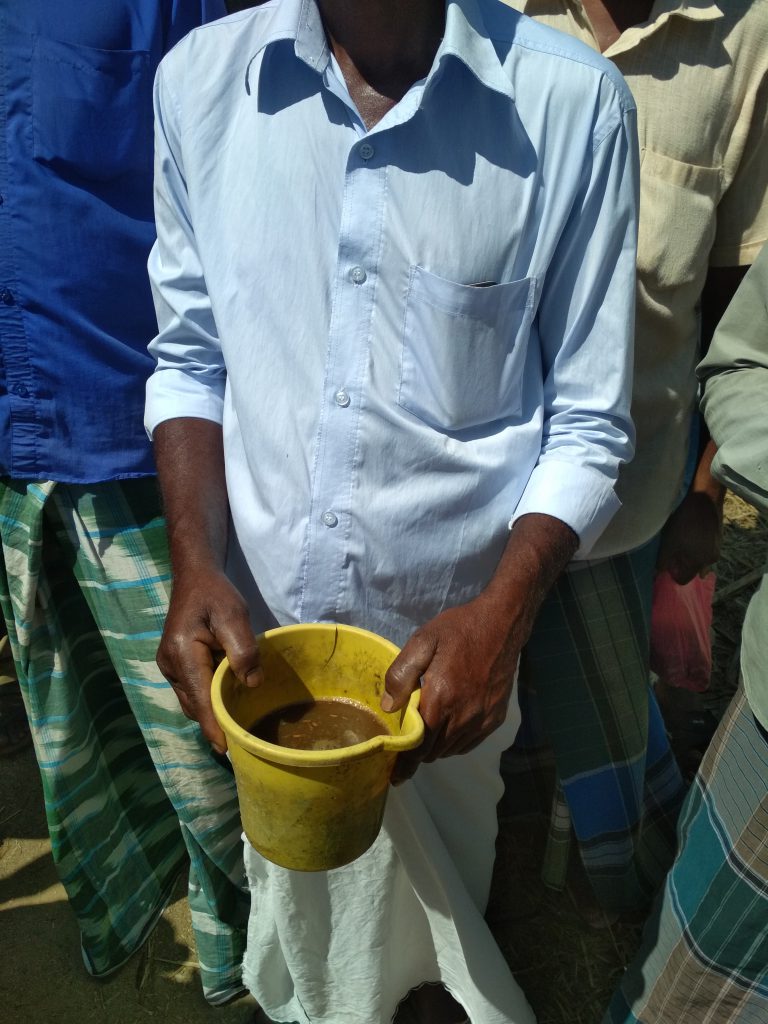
211;623;424;872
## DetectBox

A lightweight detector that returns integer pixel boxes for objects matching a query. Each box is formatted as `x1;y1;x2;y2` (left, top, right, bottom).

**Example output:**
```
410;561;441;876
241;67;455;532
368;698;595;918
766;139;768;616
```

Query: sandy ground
0;746;256;1024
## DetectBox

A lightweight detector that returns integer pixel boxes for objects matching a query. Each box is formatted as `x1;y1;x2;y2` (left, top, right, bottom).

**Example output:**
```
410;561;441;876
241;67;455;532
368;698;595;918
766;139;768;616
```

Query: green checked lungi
512;539;687;913
605;686;768;1024
0;479;247;1003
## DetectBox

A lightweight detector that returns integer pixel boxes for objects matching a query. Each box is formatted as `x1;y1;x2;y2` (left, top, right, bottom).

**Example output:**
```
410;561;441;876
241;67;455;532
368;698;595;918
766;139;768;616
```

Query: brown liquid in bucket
250;696;389;751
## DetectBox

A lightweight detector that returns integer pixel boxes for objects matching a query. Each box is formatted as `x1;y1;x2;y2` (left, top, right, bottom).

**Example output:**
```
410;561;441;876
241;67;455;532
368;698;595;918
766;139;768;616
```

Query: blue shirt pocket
398;266;535;432
32;36;152;182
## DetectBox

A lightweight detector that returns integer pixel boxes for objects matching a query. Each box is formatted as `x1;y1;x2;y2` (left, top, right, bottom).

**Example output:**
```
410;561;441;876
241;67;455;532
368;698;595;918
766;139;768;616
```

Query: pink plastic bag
650;570;716;693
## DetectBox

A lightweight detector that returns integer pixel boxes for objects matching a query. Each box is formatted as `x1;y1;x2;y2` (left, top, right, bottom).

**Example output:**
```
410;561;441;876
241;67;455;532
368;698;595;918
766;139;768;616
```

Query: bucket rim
211;623;424;767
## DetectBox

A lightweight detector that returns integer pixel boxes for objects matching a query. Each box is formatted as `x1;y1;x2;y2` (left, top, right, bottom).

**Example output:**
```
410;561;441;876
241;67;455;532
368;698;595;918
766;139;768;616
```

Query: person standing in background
503;0;768;917
0;1;248;1004
606;241;768;1024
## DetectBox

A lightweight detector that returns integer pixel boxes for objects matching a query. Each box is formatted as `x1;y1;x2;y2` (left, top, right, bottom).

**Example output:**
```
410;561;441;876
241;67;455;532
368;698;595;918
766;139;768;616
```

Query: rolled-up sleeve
511;83;638;557
145;59;226;438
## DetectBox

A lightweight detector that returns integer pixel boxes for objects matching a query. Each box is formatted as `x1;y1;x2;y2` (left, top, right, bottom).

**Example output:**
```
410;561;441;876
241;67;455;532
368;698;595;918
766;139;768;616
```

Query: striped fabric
606;687;768;1024
510;539;687;912
0;479;248;1003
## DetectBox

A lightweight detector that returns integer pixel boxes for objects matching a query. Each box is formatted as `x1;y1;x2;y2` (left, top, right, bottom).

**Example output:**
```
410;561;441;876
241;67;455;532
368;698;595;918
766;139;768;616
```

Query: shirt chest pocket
638;149;723;290
32;36;152;182
398;266;536;433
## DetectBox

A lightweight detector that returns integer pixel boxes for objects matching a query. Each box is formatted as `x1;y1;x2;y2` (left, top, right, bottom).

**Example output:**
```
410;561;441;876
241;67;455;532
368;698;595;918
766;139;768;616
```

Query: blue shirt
0;0;225;483
146;0;639;645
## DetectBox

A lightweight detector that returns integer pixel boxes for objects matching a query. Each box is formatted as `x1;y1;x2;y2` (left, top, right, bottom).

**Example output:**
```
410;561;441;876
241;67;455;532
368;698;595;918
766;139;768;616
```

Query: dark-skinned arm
384;512;577;782
154;416;262;752
656;265;747;583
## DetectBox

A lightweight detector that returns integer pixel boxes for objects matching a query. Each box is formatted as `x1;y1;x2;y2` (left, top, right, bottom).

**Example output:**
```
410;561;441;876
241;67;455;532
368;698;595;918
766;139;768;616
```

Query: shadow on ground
0;745;255;1024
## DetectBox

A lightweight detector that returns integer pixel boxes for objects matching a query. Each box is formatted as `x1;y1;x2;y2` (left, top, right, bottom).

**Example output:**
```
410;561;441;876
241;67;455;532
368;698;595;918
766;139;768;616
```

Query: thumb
212;608;263;688
383;629;436;712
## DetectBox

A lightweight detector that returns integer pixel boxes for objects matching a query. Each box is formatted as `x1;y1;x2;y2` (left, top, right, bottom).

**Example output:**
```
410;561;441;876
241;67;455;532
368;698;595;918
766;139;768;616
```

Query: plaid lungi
605;686;768;1023
0;479;248;1003
513;539;686;912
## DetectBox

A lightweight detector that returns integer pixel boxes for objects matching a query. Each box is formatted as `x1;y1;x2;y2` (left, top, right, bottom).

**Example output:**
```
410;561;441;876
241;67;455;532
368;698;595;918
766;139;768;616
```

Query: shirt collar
436;0;516;98
603;0;723;58
648;0;723;23
294;0;331;73
241;0;329;93
518;0;722;58
244;0;513;98
547;0;723;23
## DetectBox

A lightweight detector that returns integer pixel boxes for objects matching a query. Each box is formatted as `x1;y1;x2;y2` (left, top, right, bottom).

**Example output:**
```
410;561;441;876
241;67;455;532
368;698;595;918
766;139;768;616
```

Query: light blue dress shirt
146;0;638;647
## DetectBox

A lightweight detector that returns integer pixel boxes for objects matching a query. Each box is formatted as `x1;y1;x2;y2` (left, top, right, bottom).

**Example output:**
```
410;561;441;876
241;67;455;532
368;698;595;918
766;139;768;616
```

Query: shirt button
350;266;367;285
11;384;29;398
1;288;15;305
334;388;350;407
322;511;338;528
359;142;375;161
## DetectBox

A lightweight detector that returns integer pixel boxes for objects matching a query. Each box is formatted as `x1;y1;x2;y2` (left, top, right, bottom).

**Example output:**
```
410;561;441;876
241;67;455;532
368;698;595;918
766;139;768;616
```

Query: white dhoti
242;688;536;1024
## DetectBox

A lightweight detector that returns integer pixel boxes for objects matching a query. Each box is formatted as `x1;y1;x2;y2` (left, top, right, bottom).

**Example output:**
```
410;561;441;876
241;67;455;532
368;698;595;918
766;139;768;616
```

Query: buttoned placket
298;128;387;623
0;24;38;472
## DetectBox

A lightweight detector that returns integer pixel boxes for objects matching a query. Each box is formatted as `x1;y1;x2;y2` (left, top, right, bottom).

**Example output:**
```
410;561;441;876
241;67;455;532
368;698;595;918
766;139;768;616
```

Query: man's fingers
213;612;262;688
165;638;227;752
439;713;503;759
391;723;442;785
383;630;437;712
185;641;228;752
198;707;227;754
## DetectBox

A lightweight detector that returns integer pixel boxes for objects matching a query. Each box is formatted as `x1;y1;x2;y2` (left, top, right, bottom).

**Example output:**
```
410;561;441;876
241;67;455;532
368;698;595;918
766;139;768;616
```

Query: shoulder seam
509;33;635;116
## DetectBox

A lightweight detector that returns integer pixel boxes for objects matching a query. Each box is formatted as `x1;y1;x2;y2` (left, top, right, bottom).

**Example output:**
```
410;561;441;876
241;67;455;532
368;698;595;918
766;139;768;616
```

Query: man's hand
157;569;262;752
657;262;747;586
383;593;523;783
656;490;722;584
383;512;578;783
656;437;724;584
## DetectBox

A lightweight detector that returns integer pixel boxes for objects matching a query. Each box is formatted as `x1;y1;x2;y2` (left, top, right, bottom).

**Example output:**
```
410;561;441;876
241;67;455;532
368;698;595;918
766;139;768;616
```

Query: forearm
153;417;230;578
384;511;577;777
689;436;726;509
483;512;578;632
657;435;724;582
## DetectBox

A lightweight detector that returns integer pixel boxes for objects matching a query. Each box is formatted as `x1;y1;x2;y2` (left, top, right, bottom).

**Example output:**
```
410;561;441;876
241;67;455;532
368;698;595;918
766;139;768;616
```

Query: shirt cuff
509;460;621;558
144;369;225;438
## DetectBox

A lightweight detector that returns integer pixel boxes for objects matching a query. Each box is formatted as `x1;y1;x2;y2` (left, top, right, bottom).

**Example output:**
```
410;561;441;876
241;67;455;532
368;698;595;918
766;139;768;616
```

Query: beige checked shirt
505;0;768;557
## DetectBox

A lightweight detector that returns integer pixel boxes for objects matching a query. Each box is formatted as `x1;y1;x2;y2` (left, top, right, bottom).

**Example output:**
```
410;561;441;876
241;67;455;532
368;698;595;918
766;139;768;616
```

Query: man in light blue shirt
146;0;638;1020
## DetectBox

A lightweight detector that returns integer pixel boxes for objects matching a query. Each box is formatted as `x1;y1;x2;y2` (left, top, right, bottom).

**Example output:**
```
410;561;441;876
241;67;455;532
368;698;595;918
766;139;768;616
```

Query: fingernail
212;744;226;756
381;693;394;712
244;669;261;688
